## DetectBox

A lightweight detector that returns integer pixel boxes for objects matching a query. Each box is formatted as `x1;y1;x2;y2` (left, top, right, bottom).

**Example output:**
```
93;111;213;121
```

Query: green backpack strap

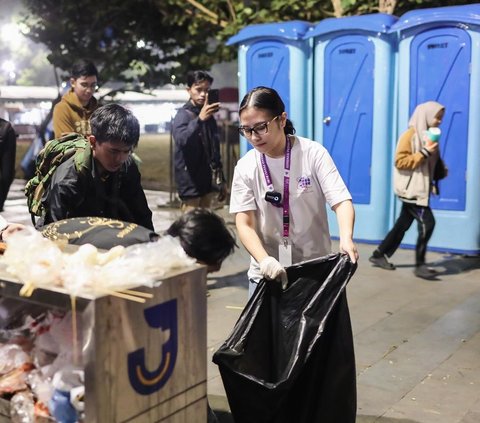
24;134;91;224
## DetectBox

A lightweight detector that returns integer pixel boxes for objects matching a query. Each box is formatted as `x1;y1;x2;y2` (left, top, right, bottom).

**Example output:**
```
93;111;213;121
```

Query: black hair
71;59;98;79
239;86;296;135
166;208;236;266
186;70;213;87
90;104;140;147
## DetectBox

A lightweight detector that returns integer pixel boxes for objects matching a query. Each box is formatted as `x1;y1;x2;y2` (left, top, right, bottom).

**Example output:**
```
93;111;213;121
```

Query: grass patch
136;133;175;190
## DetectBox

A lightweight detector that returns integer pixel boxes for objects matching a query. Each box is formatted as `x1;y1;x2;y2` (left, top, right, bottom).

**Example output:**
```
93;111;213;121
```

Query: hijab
408;101;445;152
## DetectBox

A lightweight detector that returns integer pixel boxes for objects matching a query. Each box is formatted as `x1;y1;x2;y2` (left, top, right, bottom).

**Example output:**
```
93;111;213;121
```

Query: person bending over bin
36;104;153;230
41;208;236;272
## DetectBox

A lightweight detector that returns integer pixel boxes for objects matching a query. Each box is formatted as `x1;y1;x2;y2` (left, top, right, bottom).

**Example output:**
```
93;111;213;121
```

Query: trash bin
305;14;398;243
390;4;480;254
227;21;313;156
0;264;208;422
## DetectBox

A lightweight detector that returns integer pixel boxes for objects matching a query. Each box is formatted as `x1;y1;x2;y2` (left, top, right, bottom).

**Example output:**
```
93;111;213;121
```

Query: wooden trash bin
0;264;208;422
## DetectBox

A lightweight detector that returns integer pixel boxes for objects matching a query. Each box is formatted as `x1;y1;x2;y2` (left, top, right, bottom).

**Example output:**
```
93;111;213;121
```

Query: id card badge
278;242;292;267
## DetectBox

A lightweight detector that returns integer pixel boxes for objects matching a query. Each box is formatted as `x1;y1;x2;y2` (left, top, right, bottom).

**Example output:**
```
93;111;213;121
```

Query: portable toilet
390;4;480;254
227;21;313;156
305;14;398;243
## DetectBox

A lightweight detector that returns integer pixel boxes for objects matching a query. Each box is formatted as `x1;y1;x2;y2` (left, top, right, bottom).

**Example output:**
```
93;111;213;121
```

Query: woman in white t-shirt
230;86;358;295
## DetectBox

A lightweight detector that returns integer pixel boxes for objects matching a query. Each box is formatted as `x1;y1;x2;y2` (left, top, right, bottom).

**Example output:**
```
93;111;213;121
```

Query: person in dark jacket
172;70;226;211
0;118;16;211
39;104;153;230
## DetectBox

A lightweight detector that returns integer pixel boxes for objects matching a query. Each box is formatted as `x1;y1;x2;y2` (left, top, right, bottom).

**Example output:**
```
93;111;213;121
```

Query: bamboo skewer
19;281;35;297
119;289;153;298
17;280;152;303
97;288;147;303
71;296;79;365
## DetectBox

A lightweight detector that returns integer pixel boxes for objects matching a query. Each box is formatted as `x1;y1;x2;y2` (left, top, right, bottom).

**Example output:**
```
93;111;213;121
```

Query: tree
336;0;472;17
20;0;473;88
0;0;57;86
19;0;339;88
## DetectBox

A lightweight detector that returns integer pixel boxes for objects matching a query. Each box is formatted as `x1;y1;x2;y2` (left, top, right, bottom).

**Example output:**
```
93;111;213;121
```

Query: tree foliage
19;0;473;88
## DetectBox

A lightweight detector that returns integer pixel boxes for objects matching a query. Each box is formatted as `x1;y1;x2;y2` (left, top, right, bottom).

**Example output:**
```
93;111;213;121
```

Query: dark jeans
377;202;435;266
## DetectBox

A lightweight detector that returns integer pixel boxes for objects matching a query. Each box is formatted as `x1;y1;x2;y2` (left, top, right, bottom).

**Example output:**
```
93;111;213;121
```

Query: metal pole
157;116;180;209
169;117;174;205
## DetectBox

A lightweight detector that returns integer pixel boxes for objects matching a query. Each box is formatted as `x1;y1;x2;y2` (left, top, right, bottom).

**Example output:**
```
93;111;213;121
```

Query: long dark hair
239;86;296;135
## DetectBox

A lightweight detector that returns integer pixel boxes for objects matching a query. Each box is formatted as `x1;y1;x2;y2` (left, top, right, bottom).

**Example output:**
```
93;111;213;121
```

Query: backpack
25;133;92;222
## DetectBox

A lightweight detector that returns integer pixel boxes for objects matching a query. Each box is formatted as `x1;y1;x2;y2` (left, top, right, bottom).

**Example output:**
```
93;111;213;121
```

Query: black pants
377;202;435;266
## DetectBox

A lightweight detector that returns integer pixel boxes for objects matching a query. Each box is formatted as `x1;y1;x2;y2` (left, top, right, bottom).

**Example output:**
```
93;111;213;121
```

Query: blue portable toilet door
409;27;470;211
323;35;374;204
246;41;290;113
245;40;291;151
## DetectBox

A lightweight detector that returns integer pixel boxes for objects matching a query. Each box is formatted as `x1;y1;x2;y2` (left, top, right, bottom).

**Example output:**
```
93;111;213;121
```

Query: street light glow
0;22;24;49
2;60;16;73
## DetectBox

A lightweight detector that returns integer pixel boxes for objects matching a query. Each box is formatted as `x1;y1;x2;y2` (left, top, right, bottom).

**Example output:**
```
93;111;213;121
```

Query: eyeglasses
238;115;280;138
79;82;98;90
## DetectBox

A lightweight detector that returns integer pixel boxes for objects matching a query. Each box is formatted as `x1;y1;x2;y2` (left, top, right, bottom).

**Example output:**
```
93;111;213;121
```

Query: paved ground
4;180;480;423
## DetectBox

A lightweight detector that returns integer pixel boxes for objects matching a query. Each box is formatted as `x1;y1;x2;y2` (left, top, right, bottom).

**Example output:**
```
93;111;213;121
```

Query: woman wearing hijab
369;101;445;280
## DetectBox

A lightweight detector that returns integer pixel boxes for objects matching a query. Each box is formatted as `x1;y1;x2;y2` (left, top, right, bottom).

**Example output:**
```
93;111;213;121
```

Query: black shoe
369;254;395;270
414;264;439;280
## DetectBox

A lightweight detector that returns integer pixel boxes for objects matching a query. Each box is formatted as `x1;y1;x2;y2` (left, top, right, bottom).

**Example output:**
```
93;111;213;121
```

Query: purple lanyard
260;136;291;242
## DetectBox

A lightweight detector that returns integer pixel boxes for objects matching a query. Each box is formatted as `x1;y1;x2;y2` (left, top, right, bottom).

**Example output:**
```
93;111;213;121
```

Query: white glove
259;256;288;289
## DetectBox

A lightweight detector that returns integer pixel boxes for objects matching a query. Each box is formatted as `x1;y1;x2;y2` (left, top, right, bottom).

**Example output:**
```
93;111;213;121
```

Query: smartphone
208;89;220;104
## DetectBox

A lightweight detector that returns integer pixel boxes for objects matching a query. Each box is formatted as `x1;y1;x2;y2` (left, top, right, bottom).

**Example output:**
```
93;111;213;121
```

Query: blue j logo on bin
128;299;178;395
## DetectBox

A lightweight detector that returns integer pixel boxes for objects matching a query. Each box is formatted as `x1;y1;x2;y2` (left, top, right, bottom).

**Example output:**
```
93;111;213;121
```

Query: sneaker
425;266;439;274
369;254;396;270
414;264;439;280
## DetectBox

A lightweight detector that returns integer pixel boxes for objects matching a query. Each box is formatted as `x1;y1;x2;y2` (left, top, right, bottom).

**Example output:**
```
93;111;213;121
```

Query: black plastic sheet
213;253;357;423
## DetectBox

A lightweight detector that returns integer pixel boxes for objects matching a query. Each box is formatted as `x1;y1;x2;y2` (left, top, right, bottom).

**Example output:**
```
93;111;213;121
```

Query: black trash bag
212;253;357;423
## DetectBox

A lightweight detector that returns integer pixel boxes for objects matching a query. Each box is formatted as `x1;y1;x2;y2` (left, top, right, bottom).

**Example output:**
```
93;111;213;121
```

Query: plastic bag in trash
212;253;357;423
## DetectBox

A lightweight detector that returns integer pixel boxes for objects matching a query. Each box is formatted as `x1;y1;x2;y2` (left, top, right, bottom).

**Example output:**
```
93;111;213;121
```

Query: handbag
432;157;448;196
433;157;448;181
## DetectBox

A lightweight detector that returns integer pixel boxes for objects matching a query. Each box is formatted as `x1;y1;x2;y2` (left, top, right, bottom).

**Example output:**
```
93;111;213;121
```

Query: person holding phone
172;70;227;211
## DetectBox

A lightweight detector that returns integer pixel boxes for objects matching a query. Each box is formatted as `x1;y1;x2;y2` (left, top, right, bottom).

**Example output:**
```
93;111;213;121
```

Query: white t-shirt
230;136;352;281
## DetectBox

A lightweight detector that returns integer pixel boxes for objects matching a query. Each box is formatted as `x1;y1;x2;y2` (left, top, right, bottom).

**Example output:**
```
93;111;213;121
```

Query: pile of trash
0;228;195;298
0;307;82;422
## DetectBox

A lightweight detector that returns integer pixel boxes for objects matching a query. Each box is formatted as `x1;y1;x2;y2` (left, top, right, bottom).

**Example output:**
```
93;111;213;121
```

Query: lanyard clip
283;238;288;247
